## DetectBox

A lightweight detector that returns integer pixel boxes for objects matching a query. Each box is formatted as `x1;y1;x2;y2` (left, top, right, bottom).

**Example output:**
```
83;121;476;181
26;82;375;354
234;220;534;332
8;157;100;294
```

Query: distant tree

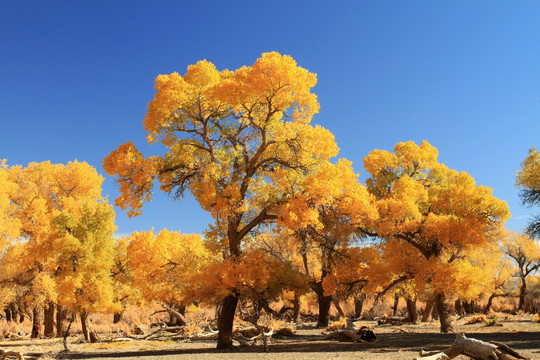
4;160;117;340
502;232;540;311
126;229;210;325
362;140;509;333
103;52;338;348
516;147;540;238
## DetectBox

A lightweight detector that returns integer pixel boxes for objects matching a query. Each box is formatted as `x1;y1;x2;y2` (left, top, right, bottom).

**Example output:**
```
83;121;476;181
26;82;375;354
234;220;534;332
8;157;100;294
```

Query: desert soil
1;317;539;360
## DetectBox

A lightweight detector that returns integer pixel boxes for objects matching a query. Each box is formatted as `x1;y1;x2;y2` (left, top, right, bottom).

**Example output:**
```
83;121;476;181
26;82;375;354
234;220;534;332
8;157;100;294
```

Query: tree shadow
51;331;540;359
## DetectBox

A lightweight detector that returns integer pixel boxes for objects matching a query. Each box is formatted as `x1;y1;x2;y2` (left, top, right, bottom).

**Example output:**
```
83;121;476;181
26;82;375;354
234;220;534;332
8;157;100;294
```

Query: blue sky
1;1;539;237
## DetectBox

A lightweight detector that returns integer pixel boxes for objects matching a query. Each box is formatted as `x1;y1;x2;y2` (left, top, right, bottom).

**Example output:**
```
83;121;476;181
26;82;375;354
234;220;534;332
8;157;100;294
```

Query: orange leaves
195;249;305;302
103;142;161;217
363;140;510;301
126;229;210;305
215;52;319;124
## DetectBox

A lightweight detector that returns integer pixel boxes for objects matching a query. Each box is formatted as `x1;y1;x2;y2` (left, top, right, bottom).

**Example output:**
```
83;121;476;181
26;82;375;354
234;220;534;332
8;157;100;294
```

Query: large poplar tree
103;52;339;348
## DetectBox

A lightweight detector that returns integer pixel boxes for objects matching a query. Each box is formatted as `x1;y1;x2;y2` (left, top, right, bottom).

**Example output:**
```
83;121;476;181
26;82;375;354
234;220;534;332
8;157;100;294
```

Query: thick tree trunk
56;305;68;338
292;293;301;323
31;306;44;338
435;293;453;333
354;292;366;318
44;302;55;338
316;290;332;328
518;277;526;311
422;300;434;322
406;295;419;324
217;294;239;349
392;293;400;317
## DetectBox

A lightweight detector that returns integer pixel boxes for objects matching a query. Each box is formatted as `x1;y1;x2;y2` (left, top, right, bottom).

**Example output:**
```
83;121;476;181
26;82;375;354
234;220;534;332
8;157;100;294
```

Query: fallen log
414;333;529;360
0;349;24;360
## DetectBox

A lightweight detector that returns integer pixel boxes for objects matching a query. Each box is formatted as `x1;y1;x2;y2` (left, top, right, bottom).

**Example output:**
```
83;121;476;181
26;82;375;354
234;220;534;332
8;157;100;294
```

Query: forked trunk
406;295;419;324
217;294;239;349
435;293;453;333
56;305;68;338
44;302;55;337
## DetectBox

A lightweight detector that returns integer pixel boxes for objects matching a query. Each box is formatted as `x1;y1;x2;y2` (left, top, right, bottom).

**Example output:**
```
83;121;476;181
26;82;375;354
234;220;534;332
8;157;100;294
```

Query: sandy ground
1;317;539;360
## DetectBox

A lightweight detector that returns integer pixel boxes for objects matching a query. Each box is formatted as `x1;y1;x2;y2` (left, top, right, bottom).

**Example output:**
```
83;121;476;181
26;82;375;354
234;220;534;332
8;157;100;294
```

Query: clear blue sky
1;1;539;237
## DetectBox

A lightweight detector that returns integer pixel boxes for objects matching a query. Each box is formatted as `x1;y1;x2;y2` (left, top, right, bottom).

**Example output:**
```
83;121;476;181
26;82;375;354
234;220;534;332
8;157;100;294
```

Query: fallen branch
414;333;529;360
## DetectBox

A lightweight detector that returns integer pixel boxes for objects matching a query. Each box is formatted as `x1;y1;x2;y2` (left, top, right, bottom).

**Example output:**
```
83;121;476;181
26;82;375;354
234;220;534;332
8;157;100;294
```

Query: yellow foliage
363;140;510;300
126;229;210;305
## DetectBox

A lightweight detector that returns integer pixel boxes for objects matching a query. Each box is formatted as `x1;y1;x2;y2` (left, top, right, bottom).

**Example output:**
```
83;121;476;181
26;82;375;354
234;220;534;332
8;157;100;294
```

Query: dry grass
464;315;487;324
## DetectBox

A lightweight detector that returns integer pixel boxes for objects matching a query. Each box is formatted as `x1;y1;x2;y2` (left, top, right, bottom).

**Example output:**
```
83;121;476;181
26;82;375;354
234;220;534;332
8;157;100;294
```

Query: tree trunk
167;305;187;326
392;293;400;317
518;277;526;311
56;305;68;338
217;294;239;349
354;292;366;318
44;302;55;338
4;308;12;322
435;293;453;333
422;300;434;322
454;299;464;316
316;290;332;328
31;306;44;338
484;294;496;314
292;293;301;323
332;297;345;317
80;311;90;341
463;300;475;314
406;295;419;324
113;310;124;324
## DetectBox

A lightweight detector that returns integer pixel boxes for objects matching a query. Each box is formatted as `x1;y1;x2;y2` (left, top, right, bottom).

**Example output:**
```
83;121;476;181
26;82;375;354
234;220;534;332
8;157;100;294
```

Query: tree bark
422;300;434;322
4;308;12;322
316;291;332;328
518;277;526;311
216;294;239;349
56;305;68;338
392;293;400;317
435;293;453;333
113;310;124;324
44;302;55;338
292;293;301;323
354;292;366;318
406;295;419;324
454;299;464;316
31;306;44;338
167;305;187;326
332;297;345;317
